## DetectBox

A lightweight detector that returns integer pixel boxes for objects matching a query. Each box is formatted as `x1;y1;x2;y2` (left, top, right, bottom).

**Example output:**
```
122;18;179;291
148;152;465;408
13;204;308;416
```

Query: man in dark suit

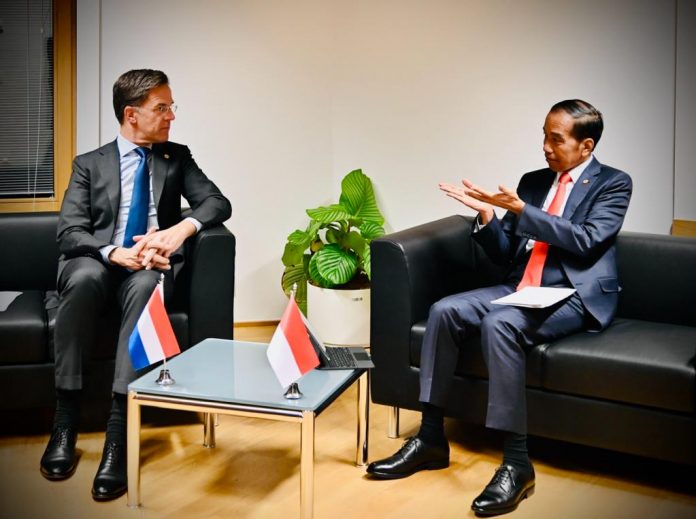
40;69;231;501
366;100;632;516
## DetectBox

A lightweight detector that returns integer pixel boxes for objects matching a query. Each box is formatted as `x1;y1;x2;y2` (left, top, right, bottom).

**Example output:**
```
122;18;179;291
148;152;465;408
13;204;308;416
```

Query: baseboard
672;219;696;237
234;320;279;327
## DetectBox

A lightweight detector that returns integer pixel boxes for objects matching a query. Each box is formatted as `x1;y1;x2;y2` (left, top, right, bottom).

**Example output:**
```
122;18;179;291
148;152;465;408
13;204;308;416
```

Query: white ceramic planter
306;283;370;346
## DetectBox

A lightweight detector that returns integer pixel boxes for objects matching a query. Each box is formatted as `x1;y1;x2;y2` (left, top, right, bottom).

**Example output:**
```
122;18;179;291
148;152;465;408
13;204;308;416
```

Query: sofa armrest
370;215;503;405
186;224;236;345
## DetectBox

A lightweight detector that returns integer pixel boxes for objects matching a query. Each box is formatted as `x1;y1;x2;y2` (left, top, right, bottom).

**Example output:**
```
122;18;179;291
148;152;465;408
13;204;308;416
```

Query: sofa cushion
410;320;544;387
0;291;47;364
542;318;696;414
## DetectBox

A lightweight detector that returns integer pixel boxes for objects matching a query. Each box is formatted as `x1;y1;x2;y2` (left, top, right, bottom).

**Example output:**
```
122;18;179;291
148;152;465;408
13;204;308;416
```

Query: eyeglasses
134;104;177;115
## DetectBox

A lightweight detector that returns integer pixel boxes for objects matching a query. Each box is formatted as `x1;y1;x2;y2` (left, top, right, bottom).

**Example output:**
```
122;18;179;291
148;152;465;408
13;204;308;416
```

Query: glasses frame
133;103;178;115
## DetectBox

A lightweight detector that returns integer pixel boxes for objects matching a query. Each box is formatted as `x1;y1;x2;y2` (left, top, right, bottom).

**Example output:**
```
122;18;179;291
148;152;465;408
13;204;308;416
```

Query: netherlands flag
128;283;181;370
266;293;320;388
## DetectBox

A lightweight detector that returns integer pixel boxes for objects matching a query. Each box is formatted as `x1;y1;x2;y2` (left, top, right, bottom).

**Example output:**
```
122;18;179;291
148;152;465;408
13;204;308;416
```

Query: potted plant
281;169;386;345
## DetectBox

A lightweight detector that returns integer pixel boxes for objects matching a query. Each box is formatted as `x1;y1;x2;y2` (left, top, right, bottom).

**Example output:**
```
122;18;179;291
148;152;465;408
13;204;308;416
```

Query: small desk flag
128;282;180;370
266;293;320;387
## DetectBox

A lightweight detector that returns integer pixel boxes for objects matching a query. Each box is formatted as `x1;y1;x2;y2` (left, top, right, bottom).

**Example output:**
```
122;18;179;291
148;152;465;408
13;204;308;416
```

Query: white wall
330;0;677;234
77;0;691;322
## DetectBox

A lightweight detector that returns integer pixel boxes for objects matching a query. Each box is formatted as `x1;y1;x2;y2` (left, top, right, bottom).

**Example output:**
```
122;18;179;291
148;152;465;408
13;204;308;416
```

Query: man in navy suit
366;100;632;516
40;69;231;500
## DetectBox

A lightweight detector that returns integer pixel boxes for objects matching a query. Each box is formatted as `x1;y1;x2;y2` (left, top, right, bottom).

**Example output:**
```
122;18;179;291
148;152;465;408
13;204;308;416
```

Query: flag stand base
284;382;302;399
156;369;176;386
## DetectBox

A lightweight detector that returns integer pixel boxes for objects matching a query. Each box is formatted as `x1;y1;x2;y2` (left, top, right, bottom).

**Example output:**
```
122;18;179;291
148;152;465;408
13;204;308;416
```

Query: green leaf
308;253;335;288
310;238;324;252
306;204;352;224
325;227;343;244
362;244;372;280
359;221;385;240
282;263;306;295
282;259;310;313
344;230;367;257
307;219;322;237
281;242;306;267
287;229;311;247
314;243;358;285
339;169;385;224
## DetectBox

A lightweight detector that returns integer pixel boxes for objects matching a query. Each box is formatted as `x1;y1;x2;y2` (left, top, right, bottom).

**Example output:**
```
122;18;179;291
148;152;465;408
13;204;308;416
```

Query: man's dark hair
113;69;169;124
550;99;604;146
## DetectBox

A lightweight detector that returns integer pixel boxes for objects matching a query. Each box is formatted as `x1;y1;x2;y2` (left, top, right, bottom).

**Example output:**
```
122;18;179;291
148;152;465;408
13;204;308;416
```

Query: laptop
302;315;374;370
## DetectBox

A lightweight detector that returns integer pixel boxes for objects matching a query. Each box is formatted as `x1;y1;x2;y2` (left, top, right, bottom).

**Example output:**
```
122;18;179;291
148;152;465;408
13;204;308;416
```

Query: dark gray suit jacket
474;157;633;330
57;140;231;262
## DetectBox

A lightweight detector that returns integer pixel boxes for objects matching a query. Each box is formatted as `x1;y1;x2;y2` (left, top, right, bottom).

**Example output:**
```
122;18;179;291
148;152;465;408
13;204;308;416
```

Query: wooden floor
1;325;694;519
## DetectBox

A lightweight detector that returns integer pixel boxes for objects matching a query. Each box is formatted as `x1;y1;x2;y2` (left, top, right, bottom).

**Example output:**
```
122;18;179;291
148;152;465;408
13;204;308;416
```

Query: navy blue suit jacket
474;157;633;330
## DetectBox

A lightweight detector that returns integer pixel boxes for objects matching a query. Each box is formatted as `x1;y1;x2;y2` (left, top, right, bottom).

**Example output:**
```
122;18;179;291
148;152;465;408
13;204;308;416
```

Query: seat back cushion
616;232;696;327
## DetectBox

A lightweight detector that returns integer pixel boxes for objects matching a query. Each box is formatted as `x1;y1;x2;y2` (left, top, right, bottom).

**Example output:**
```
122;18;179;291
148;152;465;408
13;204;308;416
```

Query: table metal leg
300;410;315;519
388;406;400;438
203;413;216;448
127;392;141;508
356;371;370;466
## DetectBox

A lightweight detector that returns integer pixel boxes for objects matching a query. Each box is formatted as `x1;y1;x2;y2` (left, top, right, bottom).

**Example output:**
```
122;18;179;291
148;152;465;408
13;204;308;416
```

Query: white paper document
491;287;576;308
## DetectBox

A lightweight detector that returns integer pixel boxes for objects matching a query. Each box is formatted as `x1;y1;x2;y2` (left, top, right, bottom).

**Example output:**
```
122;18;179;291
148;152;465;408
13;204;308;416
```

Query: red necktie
517;171;572;290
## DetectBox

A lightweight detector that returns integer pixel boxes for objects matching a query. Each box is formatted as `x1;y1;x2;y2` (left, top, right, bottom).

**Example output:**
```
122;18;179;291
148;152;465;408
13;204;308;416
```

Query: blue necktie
123;147;151;248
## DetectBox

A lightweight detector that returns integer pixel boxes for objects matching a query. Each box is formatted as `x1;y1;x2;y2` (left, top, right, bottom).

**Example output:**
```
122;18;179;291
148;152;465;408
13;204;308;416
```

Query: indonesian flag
128;283;181;370
266;294;320;387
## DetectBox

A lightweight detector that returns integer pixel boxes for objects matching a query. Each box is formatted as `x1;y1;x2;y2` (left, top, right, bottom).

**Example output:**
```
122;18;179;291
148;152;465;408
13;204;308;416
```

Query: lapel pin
582;179;589;184
164;154;170;160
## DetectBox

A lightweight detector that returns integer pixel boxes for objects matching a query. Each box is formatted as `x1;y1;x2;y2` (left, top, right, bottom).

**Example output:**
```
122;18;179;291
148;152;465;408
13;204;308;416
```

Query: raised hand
463;180;525;215
439;179;495;223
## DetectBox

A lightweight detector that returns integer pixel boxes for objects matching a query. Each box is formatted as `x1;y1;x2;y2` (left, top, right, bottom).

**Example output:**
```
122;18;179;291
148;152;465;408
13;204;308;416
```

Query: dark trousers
418;284;586;434
53;257;171;395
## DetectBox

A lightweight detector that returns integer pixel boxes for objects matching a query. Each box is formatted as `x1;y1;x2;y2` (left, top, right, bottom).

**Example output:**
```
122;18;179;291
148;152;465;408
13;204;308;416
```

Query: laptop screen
299;311;332;362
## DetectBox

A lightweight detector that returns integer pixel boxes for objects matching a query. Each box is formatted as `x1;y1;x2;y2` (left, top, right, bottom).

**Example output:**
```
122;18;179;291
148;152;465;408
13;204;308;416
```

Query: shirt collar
117;133;152;158
563;154;594;184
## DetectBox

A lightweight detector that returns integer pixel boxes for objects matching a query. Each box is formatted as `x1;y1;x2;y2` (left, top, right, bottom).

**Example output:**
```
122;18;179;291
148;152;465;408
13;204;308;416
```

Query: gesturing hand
462;180;526;215
439;180;495;223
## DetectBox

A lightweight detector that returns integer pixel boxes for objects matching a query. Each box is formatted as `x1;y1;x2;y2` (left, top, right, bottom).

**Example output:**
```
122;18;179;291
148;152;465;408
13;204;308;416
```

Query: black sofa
370;215;696;465
0;211;235;418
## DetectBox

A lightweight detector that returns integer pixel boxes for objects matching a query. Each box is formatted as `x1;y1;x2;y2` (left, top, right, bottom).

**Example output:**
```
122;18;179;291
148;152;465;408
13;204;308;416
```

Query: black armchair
0;211;235;415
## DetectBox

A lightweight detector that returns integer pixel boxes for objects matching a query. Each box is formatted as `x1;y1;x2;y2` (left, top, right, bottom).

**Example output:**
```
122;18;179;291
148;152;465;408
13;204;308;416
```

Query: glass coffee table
127;339;369;518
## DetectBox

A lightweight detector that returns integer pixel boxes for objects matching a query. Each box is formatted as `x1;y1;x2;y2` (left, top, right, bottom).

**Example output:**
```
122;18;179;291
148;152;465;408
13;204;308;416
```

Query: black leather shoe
471;464;535;516
366;436;449;479
91;441;127;501
40;425;78;480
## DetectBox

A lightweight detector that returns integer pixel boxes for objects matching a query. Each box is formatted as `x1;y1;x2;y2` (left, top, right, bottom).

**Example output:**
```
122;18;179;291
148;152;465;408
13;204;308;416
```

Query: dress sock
502;432;532;470
416;402;447;446
53;389;81;429
105;393;127;446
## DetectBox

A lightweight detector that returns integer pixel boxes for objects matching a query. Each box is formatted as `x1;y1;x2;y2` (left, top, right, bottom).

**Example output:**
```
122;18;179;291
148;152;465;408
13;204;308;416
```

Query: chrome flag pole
154;273;176;385
155;356;176;386
283;283;303;399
